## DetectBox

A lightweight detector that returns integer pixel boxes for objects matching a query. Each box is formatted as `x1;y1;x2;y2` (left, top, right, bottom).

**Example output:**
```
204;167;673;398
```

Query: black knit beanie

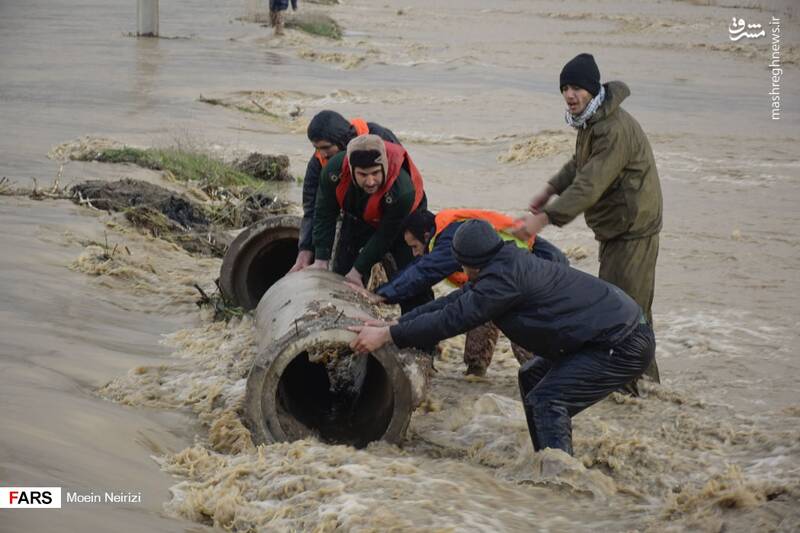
307;110;354;150
452;220;504;269
348;149;382;169
559;53;601;97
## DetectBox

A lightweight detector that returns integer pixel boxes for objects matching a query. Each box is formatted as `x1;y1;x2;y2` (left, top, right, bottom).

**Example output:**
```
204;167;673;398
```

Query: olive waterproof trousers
598;233;660;382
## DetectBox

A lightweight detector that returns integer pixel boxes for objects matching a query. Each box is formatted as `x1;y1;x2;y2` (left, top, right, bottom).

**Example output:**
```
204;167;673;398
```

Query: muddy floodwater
1;0;799;531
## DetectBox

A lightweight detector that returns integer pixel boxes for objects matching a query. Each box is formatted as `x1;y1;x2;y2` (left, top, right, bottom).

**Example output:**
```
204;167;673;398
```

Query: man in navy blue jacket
350;220;655;455
373;208;568;376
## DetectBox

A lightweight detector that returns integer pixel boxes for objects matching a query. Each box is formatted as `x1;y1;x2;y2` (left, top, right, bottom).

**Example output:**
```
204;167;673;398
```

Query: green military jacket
313;151;418;275
544;81;663;241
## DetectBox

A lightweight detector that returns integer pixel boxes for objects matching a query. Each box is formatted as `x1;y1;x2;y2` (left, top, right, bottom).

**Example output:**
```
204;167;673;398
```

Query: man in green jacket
515;53;663;382
307;134;431;313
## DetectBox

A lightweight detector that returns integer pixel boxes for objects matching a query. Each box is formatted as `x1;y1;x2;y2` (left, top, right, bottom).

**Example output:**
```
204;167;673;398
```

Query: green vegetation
286;12;343;39
89;147;261;188
194;282;247;322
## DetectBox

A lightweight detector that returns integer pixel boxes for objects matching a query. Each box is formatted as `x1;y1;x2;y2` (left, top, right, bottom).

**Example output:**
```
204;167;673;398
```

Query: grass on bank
90;147;262;188
286;12;342;39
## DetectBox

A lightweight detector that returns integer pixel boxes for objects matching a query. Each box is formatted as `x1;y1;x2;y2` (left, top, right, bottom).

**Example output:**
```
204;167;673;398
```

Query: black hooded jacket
300;111;400;251
390;243;642;359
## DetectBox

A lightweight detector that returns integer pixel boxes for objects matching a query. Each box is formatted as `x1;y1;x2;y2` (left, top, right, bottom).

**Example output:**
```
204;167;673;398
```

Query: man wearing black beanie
559;52;601;98
349;220;656;456
515;53;663;386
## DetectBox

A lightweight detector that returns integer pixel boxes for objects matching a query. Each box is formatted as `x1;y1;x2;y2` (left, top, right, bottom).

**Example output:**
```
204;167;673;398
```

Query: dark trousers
517;321;655;455
332;214;434;315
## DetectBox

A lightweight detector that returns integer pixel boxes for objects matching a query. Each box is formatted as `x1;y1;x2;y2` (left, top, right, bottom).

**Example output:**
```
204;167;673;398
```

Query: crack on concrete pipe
246;270;430;448
219;215;300;310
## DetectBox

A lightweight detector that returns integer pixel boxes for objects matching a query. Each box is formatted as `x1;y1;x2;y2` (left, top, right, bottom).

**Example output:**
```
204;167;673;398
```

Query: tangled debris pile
68;178;293;258
234;153;293;182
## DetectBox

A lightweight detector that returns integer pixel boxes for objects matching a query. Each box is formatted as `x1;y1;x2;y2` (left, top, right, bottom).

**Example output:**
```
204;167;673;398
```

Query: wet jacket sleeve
544;127;627;227
376;227;460;303
398;286;465;323
352;171;416;276
299;155;323;251
312;155;344;261
548;154;577;194
390;274;522;349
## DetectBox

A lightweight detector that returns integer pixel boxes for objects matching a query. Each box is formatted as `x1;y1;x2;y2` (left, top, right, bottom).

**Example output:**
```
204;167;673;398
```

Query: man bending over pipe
369;208;569;377
349;219;655;455
307;134;432;313
291;110;401;273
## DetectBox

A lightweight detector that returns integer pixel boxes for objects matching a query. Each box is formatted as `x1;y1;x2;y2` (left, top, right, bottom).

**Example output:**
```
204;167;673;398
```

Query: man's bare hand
307;259;329;271
348;325;391;353
512;212;549;240
345;280;387;304
529;185;556;214
344;267;364;288
288;250;314;273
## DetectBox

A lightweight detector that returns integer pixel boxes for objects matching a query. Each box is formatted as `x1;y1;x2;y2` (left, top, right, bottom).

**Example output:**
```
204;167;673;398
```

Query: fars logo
0;487;62;509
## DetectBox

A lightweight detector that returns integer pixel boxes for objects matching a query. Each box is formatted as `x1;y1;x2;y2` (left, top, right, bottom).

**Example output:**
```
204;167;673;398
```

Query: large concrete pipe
219;215;300;310
245;269;429;448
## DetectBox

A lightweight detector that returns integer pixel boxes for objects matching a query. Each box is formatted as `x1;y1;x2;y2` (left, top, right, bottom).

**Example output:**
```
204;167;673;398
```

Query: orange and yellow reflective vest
430;209;534;286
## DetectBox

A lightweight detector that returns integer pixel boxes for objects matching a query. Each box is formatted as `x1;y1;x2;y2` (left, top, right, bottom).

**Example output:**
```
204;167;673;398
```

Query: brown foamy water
2;0;798;531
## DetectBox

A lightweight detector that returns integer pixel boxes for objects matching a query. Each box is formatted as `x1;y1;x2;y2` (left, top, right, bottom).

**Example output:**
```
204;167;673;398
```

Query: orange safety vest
335;140;425;228
431;209;535;287
314;118;370;168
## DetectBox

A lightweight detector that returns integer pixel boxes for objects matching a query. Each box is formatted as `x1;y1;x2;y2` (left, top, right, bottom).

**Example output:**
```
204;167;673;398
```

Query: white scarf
565;86;606;129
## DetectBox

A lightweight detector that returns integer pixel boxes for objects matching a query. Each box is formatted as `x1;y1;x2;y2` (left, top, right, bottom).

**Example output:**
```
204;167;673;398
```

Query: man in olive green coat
515;53;663;382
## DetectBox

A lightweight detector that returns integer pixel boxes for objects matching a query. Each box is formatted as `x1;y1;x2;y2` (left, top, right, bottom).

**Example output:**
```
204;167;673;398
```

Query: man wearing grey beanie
349;219;655;456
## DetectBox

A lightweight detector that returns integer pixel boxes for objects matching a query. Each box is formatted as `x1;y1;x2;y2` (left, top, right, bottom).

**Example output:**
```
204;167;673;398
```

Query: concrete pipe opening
276;347;394;448
247;329;415;449
219;215;300;310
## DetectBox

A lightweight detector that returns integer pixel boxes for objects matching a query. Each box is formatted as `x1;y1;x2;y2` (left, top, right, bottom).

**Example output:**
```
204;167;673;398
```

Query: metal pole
137;0;159;37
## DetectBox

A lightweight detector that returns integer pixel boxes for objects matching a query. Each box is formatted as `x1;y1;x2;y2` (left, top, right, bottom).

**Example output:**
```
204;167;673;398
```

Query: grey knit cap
452;219;504;268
